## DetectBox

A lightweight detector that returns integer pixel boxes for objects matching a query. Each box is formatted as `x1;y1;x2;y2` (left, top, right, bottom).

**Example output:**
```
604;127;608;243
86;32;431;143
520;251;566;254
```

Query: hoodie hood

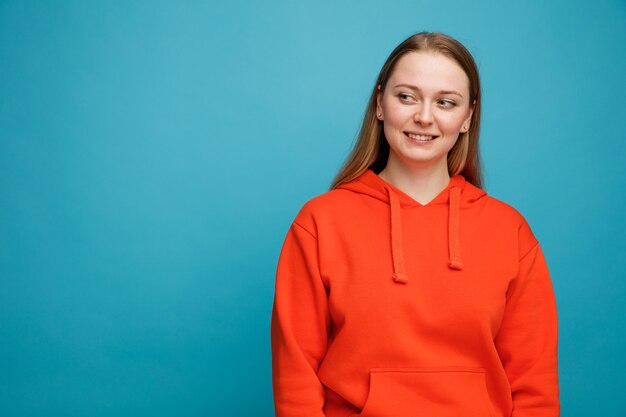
337;169;487;283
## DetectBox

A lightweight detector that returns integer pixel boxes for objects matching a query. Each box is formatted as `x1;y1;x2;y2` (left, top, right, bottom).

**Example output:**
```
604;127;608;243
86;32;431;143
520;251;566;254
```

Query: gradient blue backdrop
1;1;624;416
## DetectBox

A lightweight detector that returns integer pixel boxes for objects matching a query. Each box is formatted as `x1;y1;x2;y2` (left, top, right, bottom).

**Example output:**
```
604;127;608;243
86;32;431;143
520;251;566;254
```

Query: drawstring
386;186;409;284
385;184;464;284
448;186;464;270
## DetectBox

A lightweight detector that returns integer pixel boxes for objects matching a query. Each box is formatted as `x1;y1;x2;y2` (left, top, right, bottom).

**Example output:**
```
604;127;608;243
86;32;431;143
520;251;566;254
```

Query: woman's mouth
405;132;438;142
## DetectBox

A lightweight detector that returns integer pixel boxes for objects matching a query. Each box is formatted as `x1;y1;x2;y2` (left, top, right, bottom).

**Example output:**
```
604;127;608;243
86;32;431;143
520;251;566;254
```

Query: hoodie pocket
355;367;496;417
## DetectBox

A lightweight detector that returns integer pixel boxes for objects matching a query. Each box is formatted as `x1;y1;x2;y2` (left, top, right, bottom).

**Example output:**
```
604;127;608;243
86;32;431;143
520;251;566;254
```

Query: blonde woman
271;31;559;417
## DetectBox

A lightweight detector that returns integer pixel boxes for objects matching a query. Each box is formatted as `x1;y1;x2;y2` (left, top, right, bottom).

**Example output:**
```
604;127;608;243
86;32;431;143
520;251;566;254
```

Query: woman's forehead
388;51;470;93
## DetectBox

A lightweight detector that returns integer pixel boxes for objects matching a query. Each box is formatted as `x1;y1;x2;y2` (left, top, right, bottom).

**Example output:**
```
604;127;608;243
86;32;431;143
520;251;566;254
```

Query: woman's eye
439;99;456;108
398;93;414;102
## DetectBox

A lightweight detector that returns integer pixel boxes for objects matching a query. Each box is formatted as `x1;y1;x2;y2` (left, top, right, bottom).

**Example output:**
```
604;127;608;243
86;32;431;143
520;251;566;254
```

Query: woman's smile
405;132;439;142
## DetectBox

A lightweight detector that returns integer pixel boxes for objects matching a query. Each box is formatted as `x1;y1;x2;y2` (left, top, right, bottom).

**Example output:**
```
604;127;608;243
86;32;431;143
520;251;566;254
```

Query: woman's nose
414;103;433;125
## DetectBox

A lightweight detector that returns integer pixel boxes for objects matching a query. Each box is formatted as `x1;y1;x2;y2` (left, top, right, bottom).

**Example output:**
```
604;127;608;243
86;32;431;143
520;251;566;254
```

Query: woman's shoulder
296;189;353;218
288;188;357;235
483;193;527;221
482;194;540;256
459;178;534;230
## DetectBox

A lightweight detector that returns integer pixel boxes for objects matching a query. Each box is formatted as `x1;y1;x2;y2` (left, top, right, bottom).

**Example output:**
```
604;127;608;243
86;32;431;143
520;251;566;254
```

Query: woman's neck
378;160;451;205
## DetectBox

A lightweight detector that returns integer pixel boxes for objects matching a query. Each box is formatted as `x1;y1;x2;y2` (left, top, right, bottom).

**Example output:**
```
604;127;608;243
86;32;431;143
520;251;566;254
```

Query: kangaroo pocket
355;366;497;417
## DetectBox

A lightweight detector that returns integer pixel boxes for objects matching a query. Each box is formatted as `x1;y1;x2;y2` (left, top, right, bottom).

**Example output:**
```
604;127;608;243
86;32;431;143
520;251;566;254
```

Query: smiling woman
271;32;560;417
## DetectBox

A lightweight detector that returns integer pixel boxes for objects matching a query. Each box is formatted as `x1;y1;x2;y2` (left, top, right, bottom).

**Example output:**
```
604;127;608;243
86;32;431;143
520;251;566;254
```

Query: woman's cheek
439;114;465;133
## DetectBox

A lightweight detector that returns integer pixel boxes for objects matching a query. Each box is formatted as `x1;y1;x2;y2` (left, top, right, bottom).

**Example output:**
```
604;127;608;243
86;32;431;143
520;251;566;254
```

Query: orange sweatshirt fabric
271;169;560;417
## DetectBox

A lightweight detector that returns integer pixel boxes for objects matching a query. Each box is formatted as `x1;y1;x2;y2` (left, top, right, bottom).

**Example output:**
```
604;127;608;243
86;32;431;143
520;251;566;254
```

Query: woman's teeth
407;133;436;141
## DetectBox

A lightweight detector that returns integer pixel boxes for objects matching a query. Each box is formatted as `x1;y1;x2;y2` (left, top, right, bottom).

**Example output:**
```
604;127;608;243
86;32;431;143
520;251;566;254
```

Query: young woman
271;32;560;417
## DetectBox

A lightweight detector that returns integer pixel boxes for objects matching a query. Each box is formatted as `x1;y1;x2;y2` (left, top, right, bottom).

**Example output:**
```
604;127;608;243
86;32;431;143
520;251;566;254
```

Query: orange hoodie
271;169;560;417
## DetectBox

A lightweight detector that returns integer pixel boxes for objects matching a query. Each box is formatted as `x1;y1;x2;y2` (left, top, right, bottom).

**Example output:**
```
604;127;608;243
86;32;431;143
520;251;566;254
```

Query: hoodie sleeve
271;220;330;417
494;220;560;417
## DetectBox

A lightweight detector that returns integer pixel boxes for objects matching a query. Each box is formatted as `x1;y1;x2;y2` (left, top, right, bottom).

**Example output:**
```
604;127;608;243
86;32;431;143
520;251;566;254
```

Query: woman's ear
461;99;476;132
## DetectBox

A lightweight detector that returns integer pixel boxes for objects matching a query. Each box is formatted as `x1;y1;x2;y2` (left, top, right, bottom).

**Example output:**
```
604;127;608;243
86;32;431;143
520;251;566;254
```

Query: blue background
1;0;624;416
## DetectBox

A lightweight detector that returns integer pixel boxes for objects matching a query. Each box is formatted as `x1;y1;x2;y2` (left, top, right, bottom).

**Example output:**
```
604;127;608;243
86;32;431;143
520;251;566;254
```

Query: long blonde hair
330;32;483;190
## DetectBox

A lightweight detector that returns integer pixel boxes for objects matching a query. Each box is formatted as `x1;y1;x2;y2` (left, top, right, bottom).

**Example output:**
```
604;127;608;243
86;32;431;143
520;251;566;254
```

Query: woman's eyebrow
394;83;464;98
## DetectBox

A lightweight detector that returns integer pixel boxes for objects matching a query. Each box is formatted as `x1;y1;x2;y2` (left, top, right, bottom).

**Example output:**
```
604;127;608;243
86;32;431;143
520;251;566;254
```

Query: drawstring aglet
392;272;409;284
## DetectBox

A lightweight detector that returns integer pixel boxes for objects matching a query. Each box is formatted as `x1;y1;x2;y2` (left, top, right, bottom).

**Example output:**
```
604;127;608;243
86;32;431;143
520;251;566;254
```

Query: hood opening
337;169;487;283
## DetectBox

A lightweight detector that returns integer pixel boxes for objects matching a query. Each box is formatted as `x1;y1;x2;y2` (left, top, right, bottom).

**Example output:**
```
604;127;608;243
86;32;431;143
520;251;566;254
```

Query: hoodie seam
292;220;327;289
293;221;318;241
519;241;539;263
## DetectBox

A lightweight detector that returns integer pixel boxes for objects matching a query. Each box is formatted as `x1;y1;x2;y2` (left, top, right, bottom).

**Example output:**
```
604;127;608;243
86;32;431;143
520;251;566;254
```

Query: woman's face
377;51;474;173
